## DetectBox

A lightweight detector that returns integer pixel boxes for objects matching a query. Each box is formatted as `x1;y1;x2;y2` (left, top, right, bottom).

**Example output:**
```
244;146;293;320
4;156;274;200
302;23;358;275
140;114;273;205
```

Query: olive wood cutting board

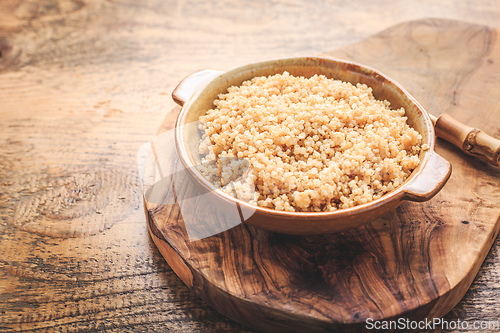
142;19;500;332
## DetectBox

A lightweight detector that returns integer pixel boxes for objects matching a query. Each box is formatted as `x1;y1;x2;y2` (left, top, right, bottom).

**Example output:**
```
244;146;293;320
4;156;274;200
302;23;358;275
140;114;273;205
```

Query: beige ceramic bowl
172;57;451;235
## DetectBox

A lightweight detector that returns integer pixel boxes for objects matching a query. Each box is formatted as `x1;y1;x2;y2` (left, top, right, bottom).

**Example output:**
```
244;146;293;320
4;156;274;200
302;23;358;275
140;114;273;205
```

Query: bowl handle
403;150;452;202
172;70;223;106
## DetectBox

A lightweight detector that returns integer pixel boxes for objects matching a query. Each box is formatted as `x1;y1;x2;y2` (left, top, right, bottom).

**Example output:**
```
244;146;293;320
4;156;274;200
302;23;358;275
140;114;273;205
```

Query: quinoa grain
198;72;422;212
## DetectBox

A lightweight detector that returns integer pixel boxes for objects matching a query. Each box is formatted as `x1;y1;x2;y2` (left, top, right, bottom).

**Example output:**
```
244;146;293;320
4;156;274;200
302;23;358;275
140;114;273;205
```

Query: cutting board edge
428;214;500;319
145;196;500;330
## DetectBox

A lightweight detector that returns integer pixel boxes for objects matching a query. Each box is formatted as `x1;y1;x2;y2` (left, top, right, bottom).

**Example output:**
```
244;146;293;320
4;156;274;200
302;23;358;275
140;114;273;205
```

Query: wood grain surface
144;19;500;332
1;1;500;332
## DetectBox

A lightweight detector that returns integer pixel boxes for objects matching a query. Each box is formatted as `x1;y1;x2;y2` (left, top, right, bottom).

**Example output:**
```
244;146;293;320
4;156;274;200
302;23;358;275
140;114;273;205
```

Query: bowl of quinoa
173;57;451;235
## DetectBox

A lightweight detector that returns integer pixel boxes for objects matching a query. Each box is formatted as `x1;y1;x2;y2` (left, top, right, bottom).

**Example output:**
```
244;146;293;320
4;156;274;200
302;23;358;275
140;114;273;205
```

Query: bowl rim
174;56;436;219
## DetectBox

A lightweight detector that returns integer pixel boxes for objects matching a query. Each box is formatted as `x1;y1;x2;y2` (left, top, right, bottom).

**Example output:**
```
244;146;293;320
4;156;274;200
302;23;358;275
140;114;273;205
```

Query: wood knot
495;146;500;165
0;41;11;58
0;39;20;70
13;170;139;238
463;129;480;152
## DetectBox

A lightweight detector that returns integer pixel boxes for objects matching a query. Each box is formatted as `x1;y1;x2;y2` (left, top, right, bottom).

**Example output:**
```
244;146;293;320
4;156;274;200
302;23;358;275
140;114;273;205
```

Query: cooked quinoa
197;72;423;212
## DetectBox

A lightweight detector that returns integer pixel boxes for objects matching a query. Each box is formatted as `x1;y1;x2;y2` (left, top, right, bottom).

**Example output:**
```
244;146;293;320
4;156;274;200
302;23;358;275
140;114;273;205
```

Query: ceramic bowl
172;56;451;235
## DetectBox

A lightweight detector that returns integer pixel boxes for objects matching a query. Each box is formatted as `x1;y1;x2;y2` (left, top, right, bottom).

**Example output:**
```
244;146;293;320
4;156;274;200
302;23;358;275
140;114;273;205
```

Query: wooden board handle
433;113;500;167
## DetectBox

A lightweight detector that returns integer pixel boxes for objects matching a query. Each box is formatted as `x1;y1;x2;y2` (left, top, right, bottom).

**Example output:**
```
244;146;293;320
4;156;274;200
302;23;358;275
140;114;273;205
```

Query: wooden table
1;1;500;332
